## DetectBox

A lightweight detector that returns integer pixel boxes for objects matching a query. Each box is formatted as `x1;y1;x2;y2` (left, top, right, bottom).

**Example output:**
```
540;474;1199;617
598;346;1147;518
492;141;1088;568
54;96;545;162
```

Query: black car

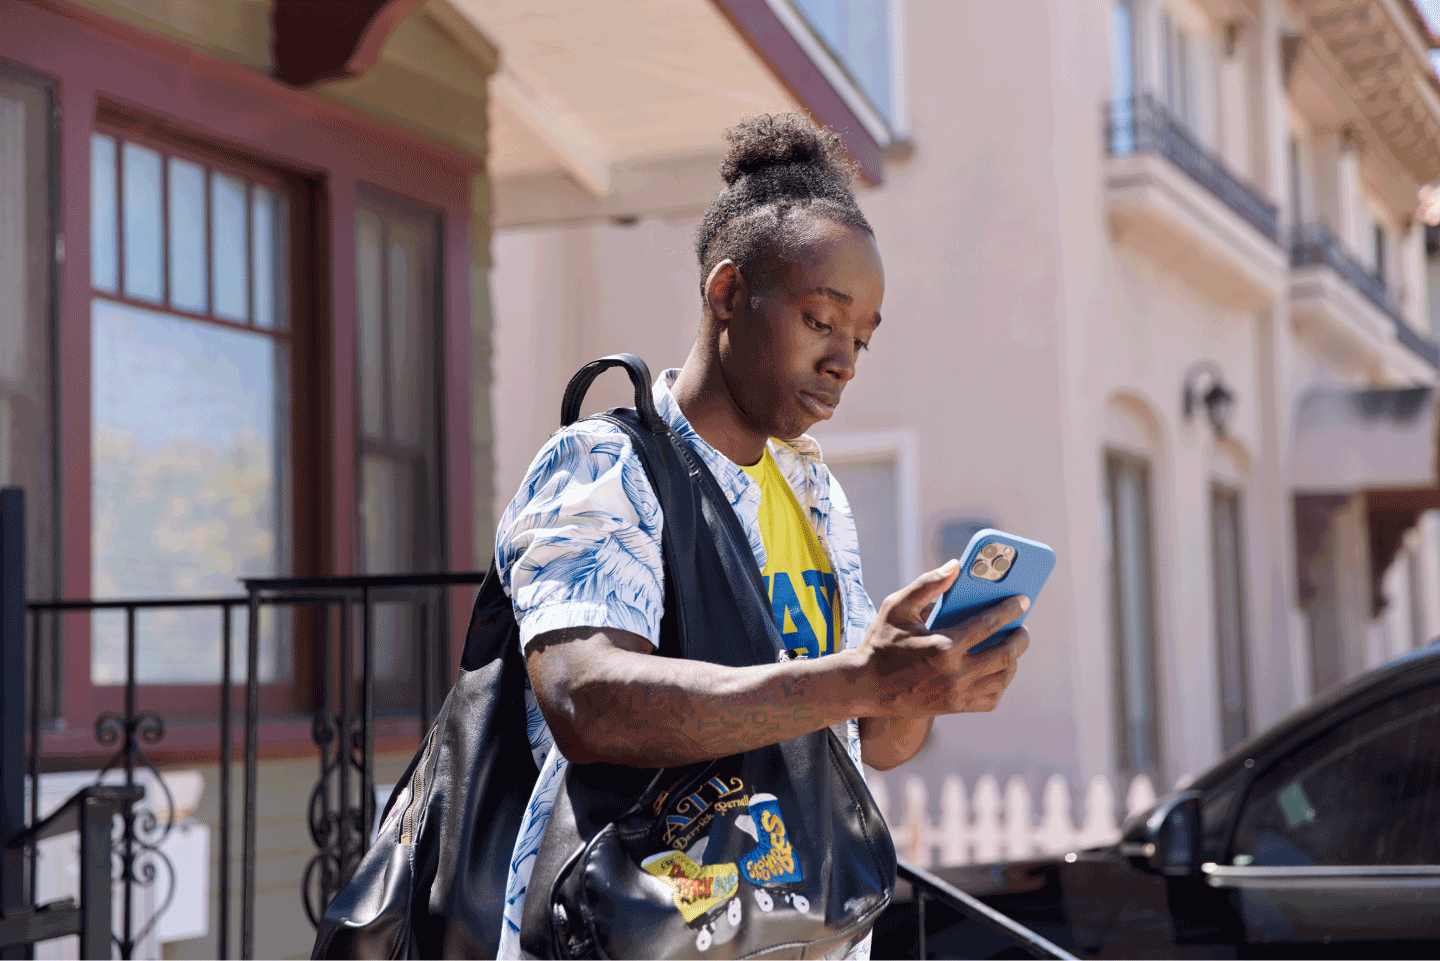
873;641;1440;959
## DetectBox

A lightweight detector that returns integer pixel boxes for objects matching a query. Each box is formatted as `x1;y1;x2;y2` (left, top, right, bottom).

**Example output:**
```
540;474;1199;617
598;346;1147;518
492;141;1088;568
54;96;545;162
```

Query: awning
1292;386;1440;615
1292;387;1440;494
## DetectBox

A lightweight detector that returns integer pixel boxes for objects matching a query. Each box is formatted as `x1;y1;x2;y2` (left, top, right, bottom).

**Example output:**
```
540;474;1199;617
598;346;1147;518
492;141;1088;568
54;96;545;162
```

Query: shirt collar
654;368;825;466
653;369;754;505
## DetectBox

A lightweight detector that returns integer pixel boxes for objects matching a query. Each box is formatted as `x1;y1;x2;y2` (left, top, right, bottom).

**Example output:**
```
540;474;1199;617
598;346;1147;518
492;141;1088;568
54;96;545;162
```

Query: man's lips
797;390;839;419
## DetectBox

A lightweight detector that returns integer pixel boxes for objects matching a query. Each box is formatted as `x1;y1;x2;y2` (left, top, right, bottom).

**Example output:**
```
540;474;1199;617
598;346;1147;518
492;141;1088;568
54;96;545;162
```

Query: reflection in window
1231;686;1440;866
91;302;285;682
791;0;894;123
90;130;290;684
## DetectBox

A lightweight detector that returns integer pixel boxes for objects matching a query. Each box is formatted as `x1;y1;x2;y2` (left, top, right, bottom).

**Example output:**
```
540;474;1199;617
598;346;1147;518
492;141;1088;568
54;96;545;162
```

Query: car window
1200;769;1246;862
1230;684;1440;867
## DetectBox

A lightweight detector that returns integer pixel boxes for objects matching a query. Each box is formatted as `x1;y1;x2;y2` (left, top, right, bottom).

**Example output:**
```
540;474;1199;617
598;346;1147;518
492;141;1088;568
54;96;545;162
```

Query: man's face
718;217;885;442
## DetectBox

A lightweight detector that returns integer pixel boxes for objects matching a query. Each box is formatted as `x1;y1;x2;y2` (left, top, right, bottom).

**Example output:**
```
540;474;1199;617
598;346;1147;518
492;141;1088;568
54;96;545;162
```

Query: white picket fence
867;772;1162;868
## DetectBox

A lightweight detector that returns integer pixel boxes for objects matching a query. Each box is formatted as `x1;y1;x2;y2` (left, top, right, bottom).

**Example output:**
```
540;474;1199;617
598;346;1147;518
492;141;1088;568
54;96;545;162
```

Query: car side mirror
1118;790;1203;877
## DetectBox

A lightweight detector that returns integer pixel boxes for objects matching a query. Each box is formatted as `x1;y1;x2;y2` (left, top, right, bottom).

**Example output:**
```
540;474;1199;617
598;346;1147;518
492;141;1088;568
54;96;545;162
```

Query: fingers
937;594;1028;648
882;560;962;624
966;627;1029;672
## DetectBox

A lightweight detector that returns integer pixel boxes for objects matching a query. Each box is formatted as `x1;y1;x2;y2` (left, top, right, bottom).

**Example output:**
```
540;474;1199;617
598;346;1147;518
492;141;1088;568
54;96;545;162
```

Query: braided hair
695;113;873;297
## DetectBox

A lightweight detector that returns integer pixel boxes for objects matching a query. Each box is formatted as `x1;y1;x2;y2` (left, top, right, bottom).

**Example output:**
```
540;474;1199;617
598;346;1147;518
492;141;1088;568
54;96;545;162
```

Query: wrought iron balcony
1292;223;1440;370
1105;94;1280;245
1292;223;1395;318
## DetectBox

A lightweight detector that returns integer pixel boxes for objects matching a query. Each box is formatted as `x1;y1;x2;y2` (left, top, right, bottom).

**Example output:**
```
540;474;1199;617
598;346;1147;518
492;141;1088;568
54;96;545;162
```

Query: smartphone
925;529;1056;654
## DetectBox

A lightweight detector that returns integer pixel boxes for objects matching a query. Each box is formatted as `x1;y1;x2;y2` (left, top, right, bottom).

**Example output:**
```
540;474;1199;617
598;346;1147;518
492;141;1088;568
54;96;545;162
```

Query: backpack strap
560;353;666;433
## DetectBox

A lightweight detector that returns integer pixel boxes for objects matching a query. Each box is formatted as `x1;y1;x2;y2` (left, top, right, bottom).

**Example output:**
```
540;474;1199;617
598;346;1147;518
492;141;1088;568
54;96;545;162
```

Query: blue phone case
925;529;1056;654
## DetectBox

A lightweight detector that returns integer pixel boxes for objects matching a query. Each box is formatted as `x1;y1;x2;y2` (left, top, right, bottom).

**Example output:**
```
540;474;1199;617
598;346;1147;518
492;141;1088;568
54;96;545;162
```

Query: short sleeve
495;422;666;651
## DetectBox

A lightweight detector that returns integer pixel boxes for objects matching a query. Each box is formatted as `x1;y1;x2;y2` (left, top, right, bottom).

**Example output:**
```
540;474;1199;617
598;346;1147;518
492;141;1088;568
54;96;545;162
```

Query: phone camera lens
980;544;999;560
992;554;1011;573
971;560;989;578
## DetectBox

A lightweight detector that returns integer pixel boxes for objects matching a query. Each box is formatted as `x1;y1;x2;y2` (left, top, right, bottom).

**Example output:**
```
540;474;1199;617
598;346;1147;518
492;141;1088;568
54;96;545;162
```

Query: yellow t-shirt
741;448;838;658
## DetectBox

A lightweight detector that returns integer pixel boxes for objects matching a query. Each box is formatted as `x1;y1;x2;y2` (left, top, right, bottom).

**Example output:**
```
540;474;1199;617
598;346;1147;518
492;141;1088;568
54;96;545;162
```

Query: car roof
1189;638;1440;792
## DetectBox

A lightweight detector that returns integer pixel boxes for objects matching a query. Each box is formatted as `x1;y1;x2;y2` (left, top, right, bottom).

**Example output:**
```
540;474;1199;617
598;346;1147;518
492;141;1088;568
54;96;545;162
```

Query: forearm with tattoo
527;627;869;767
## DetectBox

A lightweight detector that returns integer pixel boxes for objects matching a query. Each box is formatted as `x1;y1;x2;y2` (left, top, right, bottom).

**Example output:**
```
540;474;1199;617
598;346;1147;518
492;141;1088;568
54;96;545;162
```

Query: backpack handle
560;354;667;433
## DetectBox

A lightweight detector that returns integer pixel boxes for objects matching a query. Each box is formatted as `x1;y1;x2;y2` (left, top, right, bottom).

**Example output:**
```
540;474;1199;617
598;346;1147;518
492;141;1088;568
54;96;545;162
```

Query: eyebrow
807;285;852;304
805;286;882;326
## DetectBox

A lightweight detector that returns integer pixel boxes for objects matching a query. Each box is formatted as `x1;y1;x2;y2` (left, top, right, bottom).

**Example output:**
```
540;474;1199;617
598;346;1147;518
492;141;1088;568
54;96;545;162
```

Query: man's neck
671;345;769;468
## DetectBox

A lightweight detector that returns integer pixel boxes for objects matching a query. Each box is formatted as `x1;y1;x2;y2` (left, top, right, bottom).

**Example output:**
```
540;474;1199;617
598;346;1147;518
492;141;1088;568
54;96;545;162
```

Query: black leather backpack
312;355;895;959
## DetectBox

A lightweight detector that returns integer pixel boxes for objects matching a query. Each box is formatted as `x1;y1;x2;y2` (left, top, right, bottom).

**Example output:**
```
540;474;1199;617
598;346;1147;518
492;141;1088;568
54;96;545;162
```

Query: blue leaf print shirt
494;369;877;960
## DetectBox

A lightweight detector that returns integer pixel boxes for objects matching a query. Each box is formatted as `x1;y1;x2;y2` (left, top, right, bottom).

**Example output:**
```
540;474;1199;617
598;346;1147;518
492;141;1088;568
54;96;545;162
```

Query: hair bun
719;113;852;186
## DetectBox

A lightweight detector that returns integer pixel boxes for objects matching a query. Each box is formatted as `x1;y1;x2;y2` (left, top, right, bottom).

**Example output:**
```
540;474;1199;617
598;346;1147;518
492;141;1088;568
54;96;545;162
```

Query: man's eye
804;314;832;334
855;339;870;353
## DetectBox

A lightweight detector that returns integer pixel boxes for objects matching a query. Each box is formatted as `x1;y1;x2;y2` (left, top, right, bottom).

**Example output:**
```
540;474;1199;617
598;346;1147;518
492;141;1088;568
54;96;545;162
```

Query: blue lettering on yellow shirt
742;450;837;658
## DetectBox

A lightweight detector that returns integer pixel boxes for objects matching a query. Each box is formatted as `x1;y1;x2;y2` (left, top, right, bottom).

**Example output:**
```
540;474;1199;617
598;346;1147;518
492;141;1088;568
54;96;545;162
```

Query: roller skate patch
640;850;739;926
739;793;803;887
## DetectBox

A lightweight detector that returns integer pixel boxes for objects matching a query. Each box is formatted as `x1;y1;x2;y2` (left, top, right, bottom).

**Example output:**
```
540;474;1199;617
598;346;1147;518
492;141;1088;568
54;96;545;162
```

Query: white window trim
886;0;910;139
764;0;896;146
818;428;920;587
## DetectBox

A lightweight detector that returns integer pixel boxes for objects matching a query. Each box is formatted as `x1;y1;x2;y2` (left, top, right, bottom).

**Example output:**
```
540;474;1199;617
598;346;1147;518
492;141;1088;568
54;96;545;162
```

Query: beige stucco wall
489;0;1440;795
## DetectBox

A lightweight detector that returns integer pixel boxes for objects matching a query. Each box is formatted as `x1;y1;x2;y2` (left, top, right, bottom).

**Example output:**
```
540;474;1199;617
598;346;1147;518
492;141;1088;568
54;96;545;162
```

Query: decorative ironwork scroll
94;708;178;959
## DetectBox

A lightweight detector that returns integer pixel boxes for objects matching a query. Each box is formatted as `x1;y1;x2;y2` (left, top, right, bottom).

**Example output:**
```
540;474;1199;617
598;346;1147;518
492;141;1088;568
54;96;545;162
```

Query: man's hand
857;562;1031;769
526;560;1030;770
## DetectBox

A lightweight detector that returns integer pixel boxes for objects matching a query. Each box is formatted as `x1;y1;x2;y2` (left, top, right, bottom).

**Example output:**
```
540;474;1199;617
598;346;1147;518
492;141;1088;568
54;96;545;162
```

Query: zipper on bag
399;727;438;844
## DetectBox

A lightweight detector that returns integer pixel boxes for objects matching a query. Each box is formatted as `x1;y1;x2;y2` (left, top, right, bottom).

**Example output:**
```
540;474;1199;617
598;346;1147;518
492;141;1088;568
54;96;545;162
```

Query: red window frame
80;110;318;723
2;1;479;762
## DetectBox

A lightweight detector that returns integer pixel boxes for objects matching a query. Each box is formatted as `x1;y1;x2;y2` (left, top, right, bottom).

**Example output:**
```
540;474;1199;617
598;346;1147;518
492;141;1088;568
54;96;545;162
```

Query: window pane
1212;485;1248;749
251;185;287;330
1109;452;1159;774
121;141;162;302
387;223;425;444
167;156;207;313
1231;687;1440;866
211;171;248;322
792;0;893;122
1111;0;1134;100
91;298;285;683
828;458;900;607
1374;224;1387;287
360;455;415;574
91;134;119;293
356;209;385;440
356;193;444;586
1110;0;1136;155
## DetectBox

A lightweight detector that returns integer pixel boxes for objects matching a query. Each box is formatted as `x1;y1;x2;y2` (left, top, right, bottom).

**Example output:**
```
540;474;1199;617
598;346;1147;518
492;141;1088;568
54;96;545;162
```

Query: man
495;113;1030;958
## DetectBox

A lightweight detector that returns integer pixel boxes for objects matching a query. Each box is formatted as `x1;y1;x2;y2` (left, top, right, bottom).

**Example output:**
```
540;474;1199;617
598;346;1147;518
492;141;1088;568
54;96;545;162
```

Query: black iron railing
237;571;487;950
9;477;488;960
1292;222;1440;369
1105;93;1281;244
24;593;248;959
1291;222;1393;315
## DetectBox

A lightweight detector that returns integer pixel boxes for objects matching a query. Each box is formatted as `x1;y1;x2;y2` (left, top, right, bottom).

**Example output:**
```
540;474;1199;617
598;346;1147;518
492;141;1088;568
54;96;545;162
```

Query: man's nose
822;345;857;383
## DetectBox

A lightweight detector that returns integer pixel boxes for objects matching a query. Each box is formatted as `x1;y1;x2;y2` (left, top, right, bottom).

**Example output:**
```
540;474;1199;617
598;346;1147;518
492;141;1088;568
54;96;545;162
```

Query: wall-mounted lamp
1182;360;1236;438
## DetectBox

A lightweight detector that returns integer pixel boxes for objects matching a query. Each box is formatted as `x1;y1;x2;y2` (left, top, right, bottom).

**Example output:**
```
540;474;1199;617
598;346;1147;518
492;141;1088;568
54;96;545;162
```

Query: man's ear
704;259;746;324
